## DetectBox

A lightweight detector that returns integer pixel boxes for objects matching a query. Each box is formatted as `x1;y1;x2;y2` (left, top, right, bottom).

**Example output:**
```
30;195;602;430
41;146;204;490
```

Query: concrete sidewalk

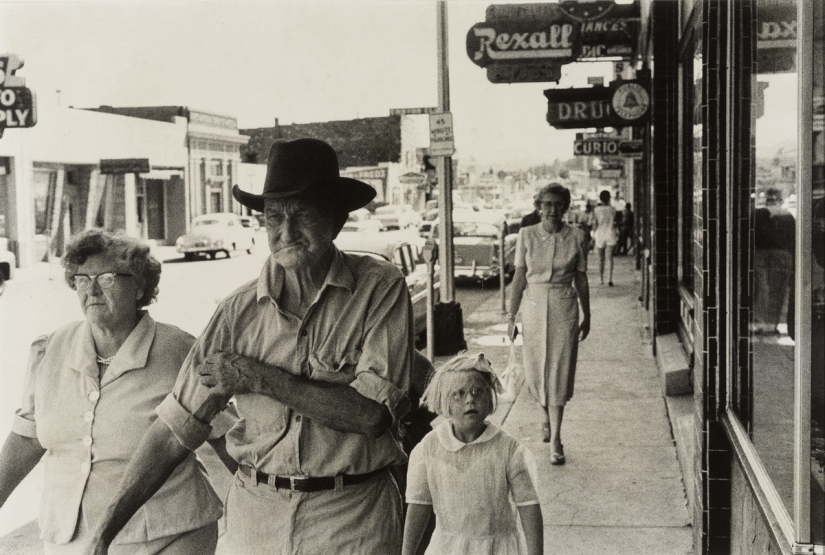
448;253;694;554
0;254;693;554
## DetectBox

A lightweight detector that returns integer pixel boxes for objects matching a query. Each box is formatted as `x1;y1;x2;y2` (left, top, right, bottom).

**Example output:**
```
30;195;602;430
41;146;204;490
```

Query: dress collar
69;312;156;384
435;419;501;452
536;222;571;239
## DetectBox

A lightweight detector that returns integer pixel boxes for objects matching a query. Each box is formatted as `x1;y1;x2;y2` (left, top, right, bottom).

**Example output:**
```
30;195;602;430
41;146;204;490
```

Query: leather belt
239;465;387;492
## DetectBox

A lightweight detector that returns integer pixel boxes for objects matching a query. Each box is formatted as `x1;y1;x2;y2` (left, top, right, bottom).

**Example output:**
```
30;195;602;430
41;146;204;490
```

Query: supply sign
0;53;37;135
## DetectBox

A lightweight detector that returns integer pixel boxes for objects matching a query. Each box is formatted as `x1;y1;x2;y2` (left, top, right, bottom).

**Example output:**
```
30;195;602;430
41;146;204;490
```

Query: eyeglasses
72;272;133;290
449;387;490;401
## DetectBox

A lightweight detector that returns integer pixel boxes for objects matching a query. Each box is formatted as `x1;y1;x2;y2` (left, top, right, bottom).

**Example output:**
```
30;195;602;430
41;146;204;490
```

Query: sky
0;0;619;169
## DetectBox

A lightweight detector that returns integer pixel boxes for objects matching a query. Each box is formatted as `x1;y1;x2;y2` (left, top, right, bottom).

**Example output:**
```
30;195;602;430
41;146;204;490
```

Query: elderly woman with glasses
506;183;591;466
0;229;226;554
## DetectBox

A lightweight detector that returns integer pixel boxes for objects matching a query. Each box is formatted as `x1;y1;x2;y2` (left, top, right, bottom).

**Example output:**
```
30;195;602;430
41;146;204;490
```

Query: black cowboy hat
232;138;376;213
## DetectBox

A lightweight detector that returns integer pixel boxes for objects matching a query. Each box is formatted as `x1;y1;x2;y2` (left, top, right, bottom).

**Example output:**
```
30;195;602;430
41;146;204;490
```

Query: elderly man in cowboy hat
90;138;414;554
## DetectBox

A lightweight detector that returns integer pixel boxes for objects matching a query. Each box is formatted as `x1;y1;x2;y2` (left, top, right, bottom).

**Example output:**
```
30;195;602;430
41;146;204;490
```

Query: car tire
208;251;216;260
184;253;195;261
224;249;231;258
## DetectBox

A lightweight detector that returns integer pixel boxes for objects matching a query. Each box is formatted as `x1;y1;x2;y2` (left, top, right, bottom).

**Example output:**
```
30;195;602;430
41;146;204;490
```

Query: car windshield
454;222;498;237
375;206;397;215
194;219;220;227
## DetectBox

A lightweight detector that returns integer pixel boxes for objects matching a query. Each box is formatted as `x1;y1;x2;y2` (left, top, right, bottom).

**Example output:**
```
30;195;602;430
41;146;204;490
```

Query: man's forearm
250;366;392;436
93;420;190;546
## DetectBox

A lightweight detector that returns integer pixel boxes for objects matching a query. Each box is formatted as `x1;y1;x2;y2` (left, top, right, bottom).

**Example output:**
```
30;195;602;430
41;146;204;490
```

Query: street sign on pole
390;107;439;116
429;112;456;157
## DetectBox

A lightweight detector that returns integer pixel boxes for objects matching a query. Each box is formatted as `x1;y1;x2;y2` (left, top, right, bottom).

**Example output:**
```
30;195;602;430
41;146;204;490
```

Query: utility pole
432;1;466;355
436;1;455;304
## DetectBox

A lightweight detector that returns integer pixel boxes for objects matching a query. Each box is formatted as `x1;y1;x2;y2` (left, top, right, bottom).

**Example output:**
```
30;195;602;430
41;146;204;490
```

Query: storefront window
742;0;798;521
32;169;55;235
811;0;825;542
679;34;700;292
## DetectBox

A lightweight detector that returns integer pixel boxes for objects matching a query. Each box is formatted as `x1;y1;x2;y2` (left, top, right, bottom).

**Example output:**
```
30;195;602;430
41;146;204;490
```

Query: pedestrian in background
506;183;591;466
89;138;414;555
0;229;229;554
520;198;541;229
593;190;619;286
581;202;595;251
618;203;634;256
753;188;795;334
402;353;543;555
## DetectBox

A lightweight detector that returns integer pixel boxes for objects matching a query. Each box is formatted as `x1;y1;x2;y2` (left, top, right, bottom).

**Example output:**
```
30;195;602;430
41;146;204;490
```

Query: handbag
498;341;523;403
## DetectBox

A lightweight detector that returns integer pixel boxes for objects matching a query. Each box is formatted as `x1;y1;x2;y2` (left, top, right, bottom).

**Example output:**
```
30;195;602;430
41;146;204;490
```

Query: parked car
373;204;421;231
334;232;440;339
0;237;16;296
176;213;256;260
239;215;261;231
429;219;517;283
346;208;383;233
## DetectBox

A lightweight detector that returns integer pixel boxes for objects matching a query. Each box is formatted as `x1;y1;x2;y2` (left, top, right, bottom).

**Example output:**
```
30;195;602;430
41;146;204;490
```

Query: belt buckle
289;475;310;491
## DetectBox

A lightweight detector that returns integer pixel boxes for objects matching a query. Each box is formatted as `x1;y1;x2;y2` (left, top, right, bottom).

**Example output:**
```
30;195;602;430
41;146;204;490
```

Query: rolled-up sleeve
156;305;233;451
11;335;49;438
350;275;413;425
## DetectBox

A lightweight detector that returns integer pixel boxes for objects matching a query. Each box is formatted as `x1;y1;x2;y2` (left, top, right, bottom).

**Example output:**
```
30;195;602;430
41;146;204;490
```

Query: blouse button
82;435;93;447
83;411;94;423
88;391;100;402
295;415;302;423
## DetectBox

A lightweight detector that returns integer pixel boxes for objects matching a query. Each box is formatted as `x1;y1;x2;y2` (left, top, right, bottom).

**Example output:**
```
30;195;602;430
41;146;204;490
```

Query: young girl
402;353;544;555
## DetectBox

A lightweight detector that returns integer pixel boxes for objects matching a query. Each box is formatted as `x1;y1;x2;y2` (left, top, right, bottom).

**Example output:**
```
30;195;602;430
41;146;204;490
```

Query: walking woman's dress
406;421;540;555
515;223;588;407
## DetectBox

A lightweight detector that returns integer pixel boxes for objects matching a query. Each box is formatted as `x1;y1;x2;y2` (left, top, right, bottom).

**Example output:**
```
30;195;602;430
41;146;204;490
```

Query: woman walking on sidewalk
507;183;591;465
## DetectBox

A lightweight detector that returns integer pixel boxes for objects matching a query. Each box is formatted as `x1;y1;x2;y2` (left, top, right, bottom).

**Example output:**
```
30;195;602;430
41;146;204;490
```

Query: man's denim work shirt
157;246;414;477
13;314;222;545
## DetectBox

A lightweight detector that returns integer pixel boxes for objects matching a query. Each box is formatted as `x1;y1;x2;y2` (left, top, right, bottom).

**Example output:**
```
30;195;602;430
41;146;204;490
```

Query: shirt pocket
308;349;362;384
235;396;289;444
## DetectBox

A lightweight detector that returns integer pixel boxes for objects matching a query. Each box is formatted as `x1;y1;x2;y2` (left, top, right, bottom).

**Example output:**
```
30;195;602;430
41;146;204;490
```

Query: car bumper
177;246;221;253
454;266;500;279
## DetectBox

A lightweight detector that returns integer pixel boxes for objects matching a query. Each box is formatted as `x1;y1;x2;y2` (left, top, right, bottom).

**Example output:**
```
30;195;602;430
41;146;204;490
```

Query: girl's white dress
406;421;540;555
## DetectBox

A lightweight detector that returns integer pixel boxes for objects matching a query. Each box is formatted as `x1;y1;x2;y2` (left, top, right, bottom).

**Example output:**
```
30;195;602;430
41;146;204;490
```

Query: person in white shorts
593;190;618;286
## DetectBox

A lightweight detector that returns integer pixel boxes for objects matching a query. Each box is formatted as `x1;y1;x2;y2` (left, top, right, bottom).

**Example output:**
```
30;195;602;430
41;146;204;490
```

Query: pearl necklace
96;354;115;365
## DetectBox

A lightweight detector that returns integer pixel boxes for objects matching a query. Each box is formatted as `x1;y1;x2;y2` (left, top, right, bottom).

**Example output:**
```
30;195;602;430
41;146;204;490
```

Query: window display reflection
749;0;798;518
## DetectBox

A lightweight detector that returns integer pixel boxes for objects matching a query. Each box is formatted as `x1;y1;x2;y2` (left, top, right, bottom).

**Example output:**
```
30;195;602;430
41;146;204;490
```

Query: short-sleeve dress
406;421;540;555
515;223;588;407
